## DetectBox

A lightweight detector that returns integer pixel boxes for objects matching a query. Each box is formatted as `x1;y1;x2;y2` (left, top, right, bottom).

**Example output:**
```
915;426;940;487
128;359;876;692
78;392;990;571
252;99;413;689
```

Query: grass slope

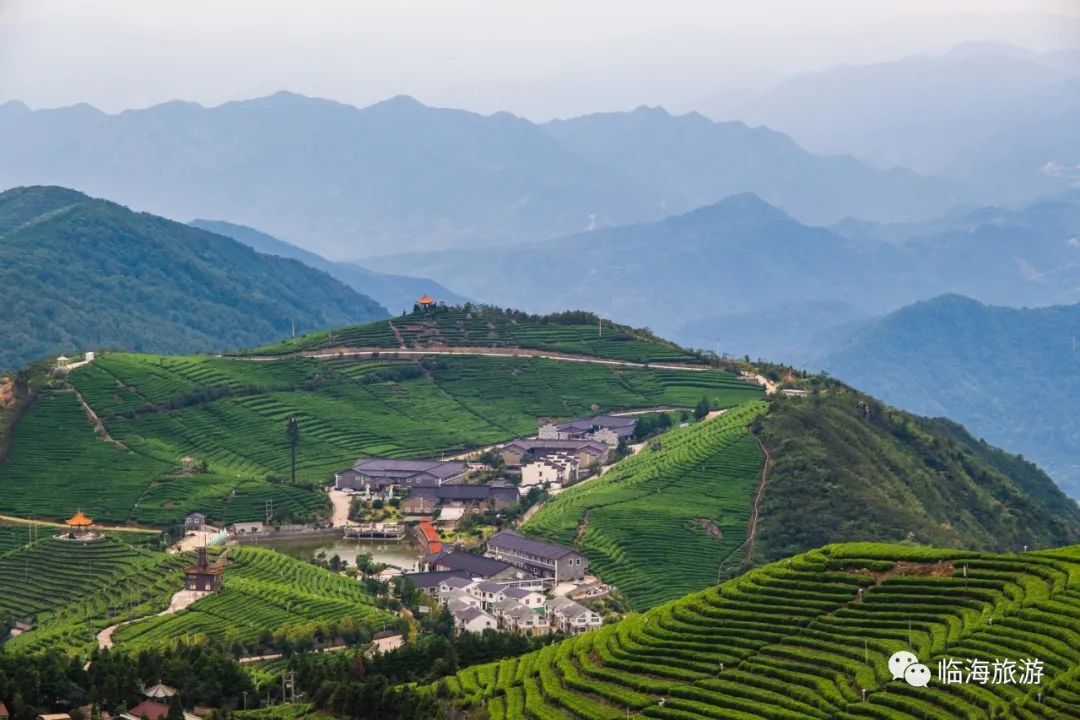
0;186;387;371
524;402;768;609
0;352;759;525
435;542;1080;719
752;386;1080;564
113;546;392;649
248;306;702;364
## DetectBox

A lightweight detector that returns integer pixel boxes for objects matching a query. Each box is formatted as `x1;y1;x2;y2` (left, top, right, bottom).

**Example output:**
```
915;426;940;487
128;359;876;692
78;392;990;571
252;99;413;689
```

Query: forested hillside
822;294;1080;497
0;186;387;370
752;383;1080;563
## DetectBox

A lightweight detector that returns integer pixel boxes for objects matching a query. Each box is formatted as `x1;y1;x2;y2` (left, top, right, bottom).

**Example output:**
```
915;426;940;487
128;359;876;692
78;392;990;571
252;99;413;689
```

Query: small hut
183;547;224;592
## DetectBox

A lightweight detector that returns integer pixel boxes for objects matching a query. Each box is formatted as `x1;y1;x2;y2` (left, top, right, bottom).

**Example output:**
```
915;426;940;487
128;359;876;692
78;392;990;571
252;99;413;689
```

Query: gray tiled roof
350;458;466;479
502;439;609;456
427;550;514;578
488;530;576;561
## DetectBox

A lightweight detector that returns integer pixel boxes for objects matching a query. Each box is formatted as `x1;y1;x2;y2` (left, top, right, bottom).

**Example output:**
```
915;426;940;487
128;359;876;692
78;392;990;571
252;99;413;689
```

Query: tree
694;397;711;421
285;416;300;483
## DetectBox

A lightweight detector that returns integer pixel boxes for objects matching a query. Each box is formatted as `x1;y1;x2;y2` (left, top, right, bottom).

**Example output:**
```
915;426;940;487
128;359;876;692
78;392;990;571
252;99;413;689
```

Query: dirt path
328;489;352;527
71;388;129;450
236;346;712;373
97;588;208;649
167;526;223;554
743;436;773;563
0;513;156;534
387;320;406;348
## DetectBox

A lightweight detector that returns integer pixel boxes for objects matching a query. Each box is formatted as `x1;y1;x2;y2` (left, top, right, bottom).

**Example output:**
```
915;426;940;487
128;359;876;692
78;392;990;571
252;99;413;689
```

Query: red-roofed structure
124;700;169;720
417;520;441;554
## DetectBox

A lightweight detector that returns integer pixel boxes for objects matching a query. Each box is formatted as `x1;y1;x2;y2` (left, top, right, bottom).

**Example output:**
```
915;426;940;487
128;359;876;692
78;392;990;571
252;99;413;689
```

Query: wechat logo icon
889;650;931;687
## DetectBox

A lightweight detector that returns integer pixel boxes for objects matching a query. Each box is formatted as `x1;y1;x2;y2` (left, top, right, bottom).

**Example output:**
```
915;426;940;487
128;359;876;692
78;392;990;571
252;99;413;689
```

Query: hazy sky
1;0;1077;119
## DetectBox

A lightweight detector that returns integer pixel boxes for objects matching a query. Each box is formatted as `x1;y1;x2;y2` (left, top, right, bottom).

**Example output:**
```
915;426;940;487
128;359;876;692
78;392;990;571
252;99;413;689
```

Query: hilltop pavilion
61;509;97;541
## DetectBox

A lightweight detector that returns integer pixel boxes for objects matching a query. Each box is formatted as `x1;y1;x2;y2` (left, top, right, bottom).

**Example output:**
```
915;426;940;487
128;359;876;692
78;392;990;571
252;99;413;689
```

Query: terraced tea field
0;536;185;653
525;401;768;609
114;546;393;649
0;351;759;525
435;543;1080;719
249;308;702;365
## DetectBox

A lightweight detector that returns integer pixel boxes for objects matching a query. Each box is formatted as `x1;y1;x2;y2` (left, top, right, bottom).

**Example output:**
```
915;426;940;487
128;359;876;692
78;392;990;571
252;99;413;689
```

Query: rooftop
427;550;515;578
503;439;609;455
350;458;467;479
401;570;469;588
488;530;577;561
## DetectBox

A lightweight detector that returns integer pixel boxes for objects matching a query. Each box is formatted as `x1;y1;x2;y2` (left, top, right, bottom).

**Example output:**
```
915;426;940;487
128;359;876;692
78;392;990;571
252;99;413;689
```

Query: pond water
255;536;423;571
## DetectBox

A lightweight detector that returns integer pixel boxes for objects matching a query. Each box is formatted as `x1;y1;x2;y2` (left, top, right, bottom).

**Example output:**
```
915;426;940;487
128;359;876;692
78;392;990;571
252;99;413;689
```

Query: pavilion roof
65;509;94;527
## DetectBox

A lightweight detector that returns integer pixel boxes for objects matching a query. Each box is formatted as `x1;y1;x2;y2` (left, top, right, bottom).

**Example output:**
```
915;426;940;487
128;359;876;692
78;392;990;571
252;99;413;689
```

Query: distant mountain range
0;92;955;258
366;191;1080;361
716;42;1080;205
189;219;467;315
0;186;387;370
821;294;1080;498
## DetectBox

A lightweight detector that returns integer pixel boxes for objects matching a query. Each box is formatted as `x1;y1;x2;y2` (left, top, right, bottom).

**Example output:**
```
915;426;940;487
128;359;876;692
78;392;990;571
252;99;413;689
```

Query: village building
0;702;10;720
183;547;224;592
335;458;467;494
401;570;471;597
184;512;206;530
547;596;603;634
230;521;264;535
538;415;637;448
36;715;71;720
453;606;497;634
402;484;519;516
486;530;588;582
521;452;579;487
424;549;522;581
499;439;609;471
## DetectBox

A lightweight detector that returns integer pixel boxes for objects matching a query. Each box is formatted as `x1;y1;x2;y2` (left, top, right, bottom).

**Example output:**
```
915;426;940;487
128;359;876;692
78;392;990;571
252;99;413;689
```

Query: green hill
113;546;393;651
434;542;1080;719
524;402;768;609
521;381;1080;612
0;534;186;653
751;384;1080;564
0;186;387;371
247;305;702;365
822;294;1080;497
0;343;759;525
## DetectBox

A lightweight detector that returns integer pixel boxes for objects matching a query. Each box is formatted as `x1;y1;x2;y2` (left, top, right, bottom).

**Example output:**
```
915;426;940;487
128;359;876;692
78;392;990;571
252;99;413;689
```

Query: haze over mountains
367;191;1080;358
716;42;1080;202
0;91;955;259
189;219;468;315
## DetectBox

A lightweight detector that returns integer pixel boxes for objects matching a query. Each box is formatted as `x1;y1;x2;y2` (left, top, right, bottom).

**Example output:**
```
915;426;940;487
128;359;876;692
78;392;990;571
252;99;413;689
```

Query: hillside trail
0;512;156;534
742;435;773;564
96;588;209;649
387;319;406;347
68;387;130;451
328;489;352;527
236;345;716;374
